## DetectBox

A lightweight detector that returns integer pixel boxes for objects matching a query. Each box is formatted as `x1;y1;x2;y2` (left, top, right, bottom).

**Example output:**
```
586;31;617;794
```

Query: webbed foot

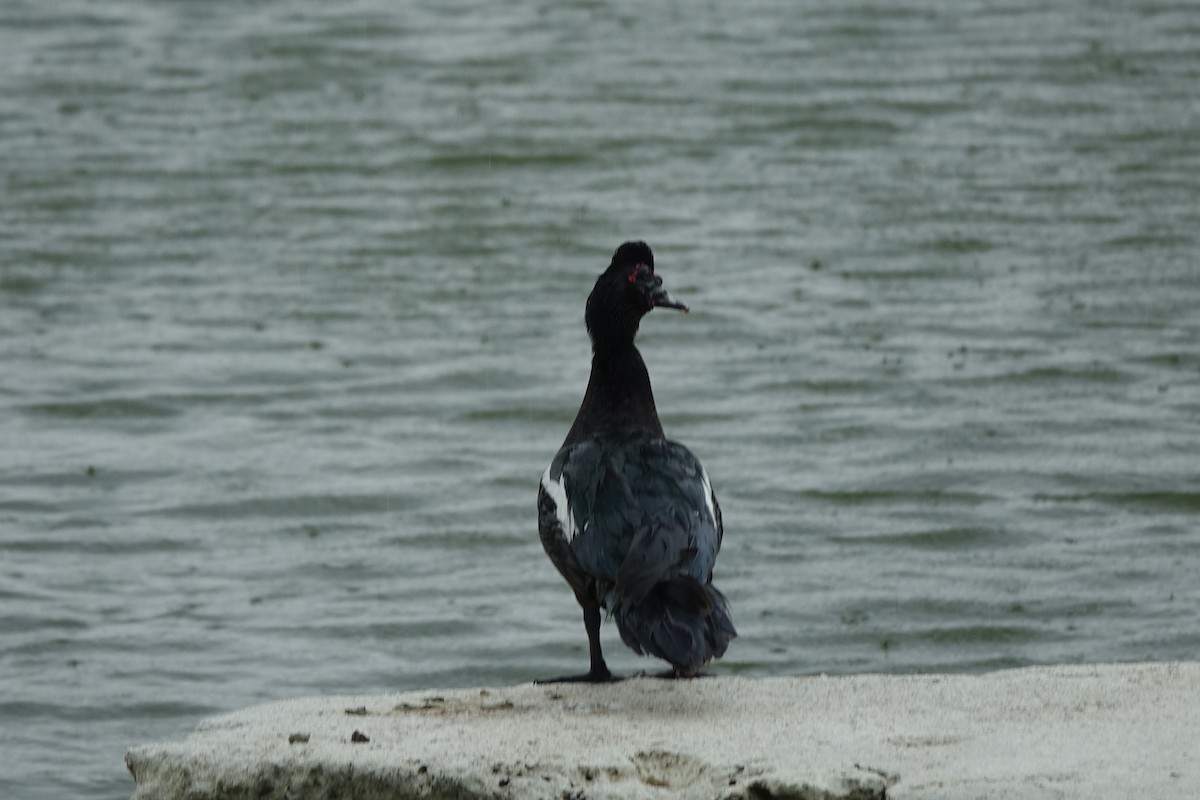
535;667;622;685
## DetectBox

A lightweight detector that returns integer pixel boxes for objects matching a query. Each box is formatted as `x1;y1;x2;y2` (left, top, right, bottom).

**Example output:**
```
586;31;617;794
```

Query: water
2;1;1198;797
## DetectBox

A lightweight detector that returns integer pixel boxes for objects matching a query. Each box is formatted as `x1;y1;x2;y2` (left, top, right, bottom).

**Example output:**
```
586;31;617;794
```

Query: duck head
585;241;688;347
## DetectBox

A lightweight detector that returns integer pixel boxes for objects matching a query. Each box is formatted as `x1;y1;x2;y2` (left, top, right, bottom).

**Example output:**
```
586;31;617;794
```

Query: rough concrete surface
126;662;1197;800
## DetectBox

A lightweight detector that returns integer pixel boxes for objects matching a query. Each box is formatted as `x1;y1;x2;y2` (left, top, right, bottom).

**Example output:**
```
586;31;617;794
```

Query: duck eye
627;263;649;284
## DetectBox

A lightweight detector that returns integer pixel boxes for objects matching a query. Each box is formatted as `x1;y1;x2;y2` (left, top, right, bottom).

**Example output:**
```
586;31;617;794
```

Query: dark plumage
537;241;735;682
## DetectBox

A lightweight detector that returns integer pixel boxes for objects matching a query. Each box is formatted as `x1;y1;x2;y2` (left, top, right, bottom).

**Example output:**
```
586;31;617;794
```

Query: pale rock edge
126;663;1198;800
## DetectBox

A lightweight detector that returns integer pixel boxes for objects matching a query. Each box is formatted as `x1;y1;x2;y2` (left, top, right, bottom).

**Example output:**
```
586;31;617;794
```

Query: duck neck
564;339;664;446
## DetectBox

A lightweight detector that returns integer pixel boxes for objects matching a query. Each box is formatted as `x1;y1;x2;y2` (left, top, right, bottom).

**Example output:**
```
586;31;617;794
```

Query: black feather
536;242;735;680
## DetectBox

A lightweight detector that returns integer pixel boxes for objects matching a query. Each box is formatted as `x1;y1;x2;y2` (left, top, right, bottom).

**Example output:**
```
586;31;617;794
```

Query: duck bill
651;285;690;313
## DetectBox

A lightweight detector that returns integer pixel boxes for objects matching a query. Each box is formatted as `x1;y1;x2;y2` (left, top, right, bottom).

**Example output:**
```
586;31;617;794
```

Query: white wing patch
540;463;576;542
699;465;718;527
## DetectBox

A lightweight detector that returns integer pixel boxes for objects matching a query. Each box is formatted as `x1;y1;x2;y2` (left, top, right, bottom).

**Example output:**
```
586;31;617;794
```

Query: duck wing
542;435;721;601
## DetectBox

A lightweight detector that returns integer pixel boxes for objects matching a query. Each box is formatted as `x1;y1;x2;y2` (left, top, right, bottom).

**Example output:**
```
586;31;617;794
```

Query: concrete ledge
126;662;1197;799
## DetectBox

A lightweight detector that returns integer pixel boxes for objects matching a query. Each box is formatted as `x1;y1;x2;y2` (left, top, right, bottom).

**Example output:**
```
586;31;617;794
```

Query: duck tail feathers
611;577;736;675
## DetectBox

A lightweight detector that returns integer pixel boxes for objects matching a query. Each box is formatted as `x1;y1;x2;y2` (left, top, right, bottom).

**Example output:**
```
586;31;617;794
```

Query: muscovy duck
537;241;736;682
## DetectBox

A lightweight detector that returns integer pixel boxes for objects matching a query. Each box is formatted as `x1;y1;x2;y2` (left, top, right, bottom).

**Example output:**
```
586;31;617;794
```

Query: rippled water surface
3;1;1199;797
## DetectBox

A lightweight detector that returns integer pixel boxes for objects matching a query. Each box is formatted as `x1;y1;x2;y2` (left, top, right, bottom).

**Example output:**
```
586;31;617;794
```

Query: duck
537;241;736;682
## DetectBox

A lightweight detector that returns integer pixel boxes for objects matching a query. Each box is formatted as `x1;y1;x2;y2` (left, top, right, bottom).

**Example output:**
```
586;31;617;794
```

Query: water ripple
2;1;1199;798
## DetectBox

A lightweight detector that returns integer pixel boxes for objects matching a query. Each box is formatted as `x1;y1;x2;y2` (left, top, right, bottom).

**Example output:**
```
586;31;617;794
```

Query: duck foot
534;668;622;685
637;668;713;679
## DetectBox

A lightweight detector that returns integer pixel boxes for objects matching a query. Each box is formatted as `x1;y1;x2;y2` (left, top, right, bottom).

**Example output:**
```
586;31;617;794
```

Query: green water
1;1;1198;798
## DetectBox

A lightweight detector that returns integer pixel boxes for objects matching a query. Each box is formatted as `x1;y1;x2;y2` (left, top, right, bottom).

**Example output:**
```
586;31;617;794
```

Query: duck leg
536;597;619;684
